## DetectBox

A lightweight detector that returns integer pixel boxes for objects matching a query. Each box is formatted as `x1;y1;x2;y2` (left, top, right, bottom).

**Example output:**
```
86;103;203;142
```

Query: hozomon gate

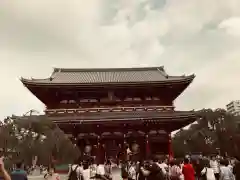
21;67;196;161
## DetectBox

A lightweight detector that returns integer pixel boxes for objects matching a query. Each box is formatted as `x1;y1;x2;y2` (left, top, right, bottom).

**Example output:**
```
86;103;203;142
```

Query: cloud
219;17;240;37
0;0;240;119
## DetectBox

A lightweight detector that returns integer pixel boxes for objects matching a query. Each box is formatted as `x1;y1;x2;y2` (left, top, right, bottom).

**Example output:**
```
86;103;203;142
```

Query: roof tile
21;67;194;84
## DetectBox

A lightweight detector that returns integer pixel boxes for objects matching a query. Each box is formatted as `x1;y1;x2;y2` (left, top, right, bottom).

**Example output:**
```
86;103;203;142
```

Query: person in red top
182;158;195;180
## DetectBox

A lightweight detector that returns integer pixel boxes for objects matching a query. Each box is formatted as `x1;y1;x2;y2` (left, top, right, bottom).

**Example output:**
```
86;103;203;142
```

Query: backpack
68;165;81;180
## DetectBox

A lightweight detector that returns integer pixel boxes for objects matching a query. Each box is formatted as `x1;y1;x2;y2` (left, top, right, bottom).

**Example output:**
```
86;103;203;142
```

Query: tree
0;115;79;167
173;109;240;157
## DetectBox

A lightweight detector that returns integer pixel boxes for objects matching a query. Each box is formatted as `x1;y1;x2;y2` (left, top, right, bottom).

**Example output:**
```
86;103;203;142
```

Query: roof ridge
53;66;164;73
156;66;168;77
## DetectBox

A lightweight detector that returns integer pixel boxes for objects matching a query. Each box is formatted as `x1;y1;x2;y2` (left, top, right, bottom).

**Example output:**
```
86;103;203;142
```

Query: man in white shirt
210;156;220;180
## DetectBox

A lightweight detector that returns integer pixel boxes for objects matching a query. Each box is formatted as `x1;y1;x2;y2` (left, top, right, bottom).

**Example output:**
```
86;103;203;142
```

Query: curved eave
171;75;195;100
20;74;195;87
20;78;49;104
49;111;196;123
53;116;196;124
53;116;196;126
54;114;196;132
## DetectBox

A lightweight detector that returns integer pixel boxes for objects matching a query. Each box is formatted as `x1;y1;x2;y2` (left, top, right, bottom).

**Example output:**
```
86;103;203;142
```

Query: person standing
138;161;147;180
121;160;129;180
182;158;195;180
82;162;91;180
127;161;137;180
210;156;220;180
68;158;83;180
44;166;60;180
157;157;168;179
104;159;113;180
0;157;11;180
193;159;204;180
11;161;28;180
143;159;164;180
233;157;240;180
169;160;182;180
95;160;108;180
201;161;215;180
219;160;234;180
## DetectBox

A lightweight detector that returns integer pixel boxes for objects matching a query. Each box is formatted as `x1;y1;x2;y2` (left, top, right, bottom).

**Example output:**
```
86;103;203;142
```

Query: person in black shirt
141;159;164;180
121;160;129;180
137;161;146;180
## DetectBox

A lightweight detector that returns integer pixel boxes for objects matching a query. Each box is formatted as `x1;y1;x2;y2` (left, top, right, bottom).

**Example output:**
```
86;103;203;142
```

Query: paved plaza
28;169;122;180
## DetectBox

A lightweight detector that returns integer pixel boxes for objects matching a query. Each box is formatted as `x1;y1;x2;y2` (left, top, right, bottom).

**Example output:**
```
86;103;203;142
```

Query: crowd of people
66;154;240;180
1;154;240;180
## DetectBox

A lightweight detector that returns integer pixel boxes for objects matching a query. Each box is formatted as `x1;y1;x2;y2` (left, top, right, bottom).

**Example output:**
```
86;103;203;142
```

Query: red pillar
168;133;174;160
97;136;101;158
122;134;128;161
96;136;105;164
145;135;150;159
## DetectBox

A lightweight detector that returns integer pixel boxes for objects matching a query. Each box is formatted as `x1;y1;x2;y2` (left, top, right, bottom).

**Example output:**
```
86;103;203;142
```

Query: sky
0;0;240;120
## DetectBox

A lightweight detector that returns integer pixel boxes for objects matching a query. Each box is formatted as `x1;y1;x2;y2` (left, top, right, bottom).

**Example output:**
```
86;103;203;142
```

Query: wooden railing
45;105;175;115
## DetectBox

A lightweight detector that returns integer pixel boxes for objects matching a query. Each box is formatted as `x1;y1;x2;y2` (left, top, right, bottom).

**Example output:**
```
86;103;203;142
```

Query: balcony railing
45;105;175;115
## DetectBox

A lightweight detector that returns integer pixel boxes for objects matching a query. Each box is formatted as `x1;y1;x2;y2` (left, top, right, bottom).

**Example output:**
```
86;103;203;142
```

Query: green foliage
0;115;79;167
173;109;240;157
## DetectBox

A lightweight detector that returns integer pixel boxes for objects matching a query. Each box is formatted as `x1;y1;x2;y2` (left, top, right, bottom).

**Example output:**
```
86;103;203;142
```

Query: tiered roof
20;66;197;133
21;67;195;86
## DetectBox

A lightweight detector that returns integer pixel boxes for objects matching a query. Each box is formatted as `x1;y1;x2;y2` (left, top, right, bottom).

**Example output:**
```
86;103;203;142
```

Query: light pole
214;116;225;156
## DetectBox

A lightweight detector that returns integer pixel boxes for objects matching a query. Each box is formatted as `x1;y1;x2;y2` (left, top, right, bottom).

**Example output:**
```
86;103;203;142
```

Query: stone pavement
28;168;122;180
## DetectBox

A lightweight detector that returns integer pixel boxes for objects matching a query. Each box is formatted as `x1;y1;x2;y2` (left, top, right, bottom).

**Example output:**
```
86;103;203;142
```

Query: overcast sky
0;0;240;119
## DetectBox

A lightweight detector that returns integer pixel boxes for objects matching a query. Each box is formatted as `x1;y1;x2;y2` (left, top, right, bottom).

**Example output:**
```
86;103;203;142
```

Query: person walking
11;161;28;180
104;159;113;180
201;161;215;180
210;156;220;180
0;157;11;180
233;157;240;180
44;166;60;180
169;160;182;180
193;159;204;180
127;161;137;180
182;158;195;180
219;159;234;180
68;158;83;180
121;160;129;180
